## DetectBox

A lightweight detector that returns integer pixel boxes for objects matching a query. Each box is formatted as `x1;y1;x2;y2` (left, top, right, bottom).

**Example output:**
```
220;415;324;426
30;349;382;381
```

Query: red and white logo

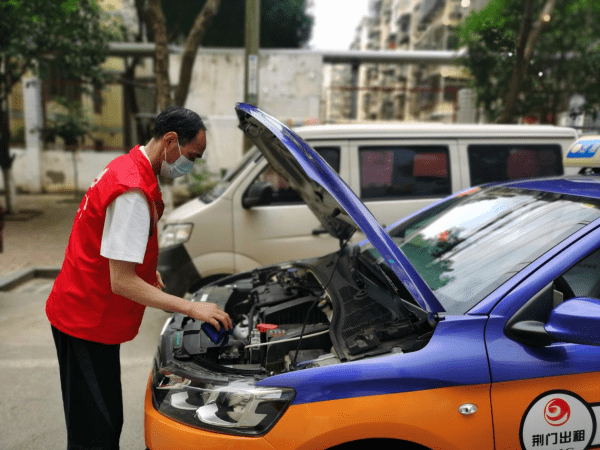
544;398;571;426
521;391;595;450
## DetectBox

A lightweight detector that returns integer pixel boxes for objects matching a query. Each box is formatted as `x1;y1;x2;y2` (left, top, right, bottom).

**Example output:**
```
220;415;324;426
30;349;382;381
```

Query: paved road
0;278;169;450
0;194;80;276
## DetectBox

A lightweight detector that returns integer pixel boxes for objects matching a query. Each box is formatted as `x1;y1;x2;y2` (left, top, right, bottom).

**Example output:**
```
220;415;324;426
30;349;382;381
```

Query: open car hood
235;103;443;313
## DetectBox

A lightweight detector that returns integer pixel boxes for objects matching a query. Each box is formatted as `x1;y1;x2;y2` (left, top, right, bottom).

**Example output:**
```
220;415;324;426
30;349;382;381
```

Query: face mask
160;140;195;178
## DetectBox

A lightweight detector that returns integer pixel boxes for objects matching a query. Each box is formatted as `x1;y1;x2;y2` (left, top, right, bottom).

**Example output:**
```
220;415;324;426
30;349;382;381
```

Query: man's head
151;106;207;177
153;106;206;146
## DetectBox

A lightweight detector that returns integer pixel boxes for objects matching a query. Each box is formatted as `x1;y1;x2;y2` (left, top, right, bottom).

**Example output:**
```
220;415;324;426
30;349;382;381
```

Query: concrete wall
258;50;322;125
171;49;246;173
172;48;323;173
3;48;324;192
6;148;122;193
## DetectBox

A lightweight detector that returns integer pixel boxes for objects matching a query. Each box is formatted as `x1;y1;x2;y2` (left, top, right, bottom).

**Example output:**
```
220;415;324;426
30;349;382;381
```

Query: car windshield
362;185;600;314
201;147;261;203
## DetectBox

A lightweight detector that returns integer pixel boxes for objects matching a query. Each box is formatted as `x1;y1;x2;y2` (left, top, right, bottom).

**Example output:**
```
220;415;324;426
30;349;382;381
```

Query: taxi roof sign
564;135;600;169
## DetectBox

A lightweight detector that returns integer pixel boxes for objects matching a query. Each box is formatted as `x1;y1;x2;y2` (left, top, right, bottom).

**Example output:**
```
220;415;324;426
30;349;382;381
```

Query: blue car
145;104;600;450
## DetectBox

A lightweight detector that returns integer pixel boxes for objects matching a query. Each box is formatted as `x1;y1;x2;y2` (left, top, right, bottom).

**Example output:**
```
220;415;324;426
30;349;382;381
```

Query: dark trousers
51;325;124;450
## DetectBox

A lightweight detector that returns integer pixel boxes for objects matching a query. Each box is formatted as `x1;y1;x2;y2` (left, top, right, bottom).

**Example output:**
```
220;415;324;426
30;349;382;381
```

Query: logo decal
544;398;571;426
520;391;596;450
567;140;600;158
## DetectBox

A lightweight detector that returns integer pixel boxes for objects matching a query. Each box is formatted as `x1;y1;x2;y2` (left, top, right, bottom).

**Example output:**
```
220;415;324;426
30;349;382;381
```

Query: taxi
145;105;600;450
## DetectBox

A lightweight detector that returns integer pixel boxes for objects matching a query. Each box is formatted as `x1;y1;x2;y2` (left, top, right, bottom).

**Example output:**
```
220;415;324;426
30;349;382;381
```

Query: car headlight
151;362;295;435
159;223;193;249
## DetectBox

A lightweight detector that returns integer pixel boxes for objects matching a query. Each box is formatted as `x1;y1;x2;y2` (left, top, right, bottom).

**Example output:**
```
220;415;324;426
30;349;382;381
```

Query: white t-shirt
100;147;154;264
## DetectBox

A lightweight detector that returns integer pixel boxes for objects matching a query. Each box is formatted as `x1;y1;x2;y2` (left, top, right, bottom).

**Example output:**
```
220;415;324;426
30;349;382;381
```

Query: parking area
0;278;167;449
0;194;167;449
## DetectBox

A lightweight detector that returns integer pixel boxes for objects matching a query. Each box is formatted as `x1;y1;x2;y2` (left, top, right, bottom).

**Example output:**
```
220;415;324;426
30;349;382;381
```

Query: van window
315;147;341;172
468;144;563;186
202;147;261;202
248;146;340;205
359;146;451;200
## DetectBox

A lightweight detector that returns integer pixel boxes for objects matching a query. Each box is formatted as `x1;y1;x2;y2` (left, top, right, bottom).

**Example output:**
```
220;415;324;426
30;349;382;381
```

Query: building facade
323;0;488;123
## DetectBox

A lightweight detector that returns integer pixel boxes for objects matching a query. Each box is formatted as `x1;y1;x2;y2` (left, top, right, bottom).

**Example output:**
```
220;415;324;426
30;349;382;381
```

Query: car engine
159;252;434;378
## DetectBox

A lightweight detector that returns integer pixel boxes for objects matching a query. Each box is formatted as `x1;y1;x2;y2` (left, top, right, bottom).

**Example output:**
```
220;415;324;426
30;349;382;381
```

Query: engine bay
159;249;435;379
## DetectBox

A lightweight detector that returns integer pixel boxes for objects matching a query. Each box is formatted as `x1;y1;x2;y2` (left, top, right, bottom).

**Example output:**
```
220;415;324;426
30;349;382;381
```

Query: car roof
496;175;600;199
294;122;578;140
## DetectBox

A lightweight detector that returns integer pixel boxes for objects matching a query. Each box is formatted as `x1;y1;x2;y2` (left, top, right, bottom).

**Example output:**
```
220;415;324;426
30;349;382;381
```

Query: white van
158;123;578;297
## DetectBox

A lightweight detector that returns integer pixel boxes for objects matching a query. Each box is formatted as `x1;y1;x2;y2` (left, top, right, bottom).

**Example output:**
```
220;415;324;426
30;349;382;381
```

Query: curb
0;267;61;292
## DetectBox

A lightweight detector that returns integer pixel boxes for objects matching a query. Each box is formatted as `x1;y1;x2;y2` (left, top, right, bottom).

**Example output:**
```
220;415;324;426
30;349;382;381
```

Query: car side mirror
506;297;600;347
242;181;273;209
545;297;600;346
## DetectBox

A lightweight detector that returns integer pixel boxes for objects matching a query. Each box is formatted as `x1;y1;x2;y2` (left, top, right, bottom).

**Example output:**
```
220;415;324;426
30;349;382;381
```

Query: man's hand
109;259;232;331
187;301;233;331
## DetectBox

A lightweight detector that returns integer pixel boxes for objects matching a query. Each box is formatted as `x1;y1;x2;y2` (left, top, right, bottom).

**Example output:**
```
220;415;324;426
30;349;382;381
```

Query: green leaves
459;0;511;39
44;98;96;147
60;0;81;13
1;0;113;91
0;0;114;170
457;0;600;122
4;0;21;8
160;0;313;48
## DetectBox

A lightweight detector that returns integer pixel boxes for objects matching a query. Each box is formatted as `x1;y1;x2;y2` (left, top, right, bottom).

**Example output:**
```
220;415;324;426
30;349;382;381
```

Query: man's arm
109;259;232;330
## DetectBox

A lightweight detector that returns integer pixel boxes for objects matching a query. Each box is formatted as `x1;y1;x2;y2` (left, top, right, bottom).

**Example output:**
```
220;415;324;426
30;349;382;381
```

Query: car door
485;227;600;450
232;141;348;273
348;139;460;239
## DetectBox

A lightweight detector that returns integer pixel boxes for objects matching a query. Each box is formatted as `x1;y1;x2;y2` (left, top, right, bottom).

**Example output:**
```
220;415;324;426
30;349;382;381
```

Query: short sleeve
100;190;151;264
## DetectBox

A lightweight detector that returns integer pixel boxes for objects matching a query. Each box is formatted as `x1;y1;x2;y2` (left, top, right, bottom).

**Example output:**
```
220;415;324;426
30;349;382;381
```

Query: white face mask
160;139;195;178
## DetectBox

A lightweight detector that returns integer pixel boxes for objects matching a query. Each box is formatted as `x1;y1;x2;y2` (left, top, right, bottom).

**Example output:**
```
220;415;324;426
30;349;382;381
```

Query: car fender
263;384;493;450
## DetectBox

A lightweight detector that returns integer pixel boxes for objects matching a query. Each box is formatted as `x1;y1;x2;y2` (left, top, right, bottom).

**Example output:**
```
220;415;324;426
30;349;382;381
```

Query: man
46;106;232;450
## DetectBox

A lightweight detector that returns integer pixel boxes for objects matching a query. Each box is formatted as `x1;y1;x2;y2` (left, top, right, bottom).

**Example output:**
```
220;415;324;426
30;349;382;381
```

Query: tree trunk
123;60;152;148
148;0;170;111
123;0;151;149
1;167;15;215
0;76;15;214
174;0;221;107
122;62;135;150
496;0;557;123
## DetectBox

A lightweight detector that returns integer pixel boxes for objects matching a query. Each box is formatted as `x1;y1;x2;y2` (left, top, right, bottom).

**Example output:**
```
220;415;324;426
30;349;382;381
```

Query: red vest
46;146;164;344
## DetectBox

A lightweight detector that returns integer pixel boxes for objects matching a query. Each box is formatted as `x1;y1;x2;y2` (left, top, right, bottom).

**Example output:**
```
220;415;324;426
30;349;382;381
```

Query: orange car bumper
144;374;494;450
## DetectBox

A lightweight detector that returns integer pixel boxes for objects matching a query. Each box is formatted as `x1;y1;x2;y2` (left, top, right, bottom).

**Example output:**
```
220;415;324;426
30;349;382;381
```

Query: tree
144;0;313;109
120;0;155;148
161;0;313;49
457;0;600;124
146;0;222;110
0;0;114;213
